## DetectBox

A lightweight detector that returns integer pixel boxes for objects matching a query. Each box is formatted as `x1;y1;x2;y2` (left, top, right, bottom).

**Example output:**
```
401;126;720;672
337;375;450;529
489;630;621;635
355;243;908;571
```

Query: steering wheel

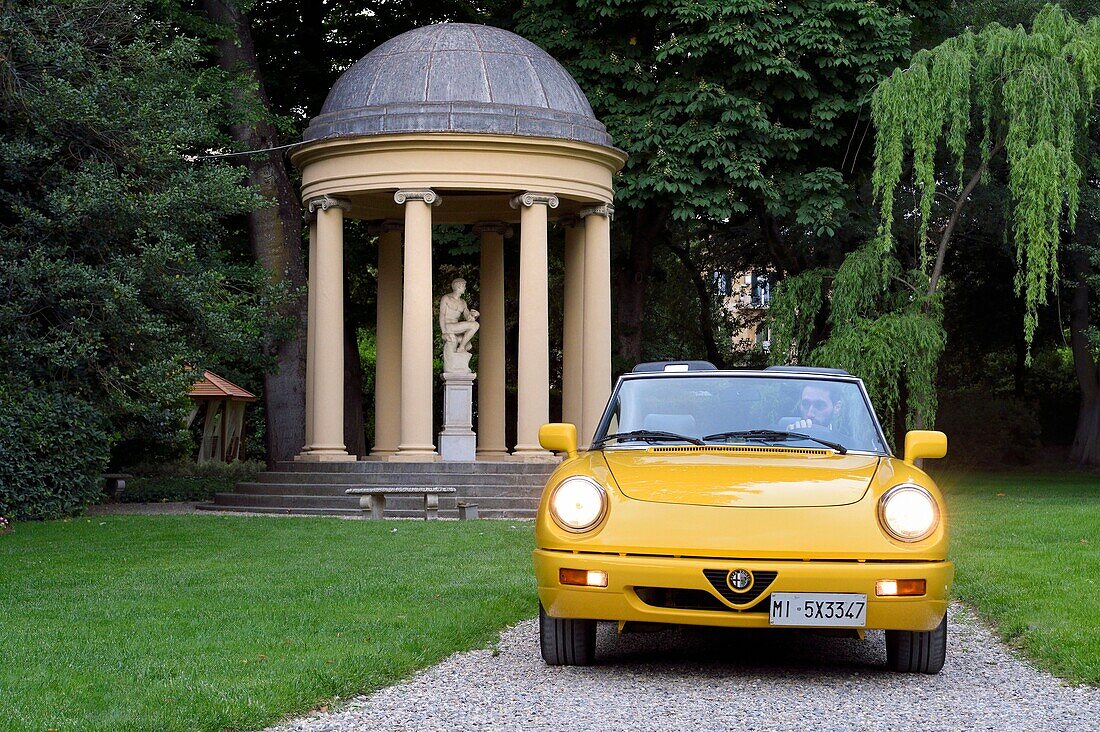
776;417;852;446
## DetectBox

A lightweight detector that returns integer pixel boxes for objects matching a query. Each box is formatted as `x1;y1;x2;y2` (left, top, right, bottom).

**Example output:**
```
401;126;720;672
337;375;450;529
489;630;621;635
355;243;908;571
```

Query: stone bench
345;486;457;520
102;473;134;502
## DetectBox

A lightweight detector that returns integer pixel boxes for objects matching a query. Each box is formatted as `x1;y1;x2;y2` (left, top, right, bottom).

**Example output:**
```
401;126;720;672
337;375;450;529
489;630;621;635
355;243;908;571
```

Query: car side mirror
904;430;947;465
539;423;578;458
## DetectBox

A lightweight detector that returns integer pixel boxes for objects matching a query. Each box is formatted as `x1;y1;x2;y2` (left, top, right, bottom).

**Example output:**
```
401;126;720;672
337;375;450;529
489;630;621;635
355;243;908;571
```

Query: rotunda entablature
291;133;626;223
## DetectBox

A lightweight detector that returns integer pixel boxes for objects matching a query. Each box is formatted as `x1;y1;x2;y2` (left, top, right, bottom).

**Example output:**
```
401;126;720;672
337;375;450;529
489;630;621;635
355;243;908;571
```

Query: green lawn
938;470;1100;684
0;516;536;732
2;472;1096;731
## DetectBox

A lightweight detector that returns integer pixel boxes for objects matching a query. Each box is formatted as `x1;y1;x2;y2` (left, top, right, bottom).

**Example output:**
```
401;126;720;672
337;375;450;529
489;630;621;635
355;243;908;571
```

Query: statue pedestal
439;371;477;461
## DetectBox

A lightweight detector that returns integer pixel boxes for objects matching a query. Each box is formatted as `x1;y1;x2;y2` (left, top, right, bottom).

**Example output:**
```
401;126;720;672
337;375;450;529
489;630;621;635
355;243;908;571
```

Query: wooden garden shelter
188;371;257;463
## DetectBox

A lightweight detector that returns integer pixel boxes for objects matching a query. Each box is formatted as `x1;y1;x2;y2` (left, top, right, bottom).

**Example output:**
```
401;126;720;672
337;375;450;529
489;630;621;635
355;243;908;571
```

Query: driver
785;383;841;431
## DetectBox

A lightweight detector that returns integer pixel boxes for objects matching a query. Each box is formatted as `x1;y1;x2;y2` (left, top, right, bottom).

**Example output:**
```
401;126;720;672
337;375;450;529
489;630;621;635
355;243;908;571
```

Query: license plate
768;592;867;627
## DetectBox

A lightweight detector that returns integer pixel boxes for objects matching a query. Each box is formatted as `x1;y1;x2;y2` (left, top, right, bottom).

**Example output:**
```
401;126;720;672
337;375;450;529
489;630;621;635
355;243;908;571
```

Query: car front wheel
539;602;596;666
885;614;947;674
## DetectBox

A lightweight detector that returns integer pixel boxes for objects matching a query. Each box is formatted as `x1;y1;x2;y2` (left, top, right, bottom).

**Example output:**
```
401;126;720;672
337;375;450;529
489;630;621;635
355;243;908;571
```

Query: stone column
370;220;403;459
394;189;441;461
301;195;355;461
510;192;558;458
299;212;319;459
580;204;614;449
474;222;509;458
561;218;585;430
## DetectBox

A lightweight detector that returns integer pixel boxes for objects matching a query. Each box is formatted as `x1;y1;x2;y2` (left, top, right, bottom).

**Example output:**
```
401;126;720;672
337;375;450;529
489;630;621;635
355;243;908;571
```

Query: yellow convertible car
534;362;951;673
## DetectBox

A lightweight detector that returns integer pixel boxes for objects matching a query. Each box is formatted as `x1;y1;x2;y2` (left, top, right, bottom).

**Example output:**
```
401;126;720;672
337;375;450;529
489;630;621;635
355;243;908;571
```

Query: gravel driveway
266;602;1097;732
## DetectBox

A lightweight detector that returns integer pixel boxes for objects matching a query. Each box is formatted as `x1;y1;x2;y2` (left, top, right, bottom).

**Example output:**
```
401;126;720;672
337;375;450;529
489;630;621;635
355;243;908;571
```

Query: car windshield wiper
702;429;847;454
593;430;705;447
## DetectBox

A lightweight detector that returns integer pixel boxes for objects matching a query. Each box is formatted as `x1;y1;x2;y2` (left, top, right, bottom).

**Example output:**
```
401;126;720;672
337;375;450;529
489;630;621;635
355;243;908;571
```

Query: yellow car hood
603;448;880;508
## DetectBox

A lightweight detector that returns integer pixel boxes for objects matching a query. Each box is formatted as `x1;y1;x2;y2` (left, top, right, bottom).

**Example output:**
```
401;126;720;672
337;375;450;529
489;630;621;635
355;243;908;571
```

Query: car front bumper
534;549;952;632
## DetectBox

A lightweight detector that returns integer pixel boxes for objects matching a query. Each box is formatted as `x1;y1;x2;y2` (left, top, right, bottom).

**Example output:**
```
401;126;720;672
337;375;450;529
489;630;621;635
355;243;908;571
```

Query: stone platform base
196;459;559;519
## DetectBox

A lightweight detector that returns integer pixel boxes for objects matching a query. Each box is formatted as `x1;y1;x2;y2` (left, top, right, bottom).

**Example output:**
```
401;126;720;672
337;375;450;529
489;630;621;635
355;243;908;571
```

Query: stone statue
439;278;479;373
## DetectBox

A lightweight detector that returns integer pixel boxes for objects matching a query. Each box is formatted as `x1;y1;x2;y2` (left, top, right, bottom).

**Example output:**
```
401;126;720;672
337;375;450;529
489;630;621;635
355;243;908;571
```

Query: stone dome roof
303;23;612;147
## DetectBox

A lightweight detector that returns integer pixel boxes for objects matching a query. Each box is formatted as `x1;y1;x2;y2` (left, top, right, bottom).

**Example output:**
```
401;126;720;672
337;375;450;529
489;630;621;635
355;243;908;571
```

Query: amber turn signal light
876;579;927;596
559;568;608;587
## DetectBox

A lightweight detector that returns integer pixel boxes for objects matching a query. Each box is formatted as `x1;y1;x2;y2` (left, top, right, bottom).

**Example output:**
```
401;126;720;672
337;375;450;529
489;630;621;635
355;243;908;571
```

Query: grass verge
0;516;536;731
938;470;1100;684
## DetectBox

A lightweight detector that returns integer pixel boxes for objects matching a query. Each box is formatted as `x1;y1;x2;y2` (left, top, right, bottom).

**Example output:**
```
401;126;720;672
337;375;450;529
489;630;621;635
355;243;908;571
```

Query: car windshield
596;374;888;454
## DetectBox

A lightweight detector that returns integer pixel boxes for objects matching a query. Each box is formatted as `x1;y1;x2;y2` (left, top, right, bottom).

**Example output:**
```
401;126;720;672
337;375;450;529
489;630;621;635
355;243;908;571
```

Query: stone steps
273;460;557;474
210;491;540;510
235;482;545;498
194;504;537;520
201;460;555;519
195;505;361;517
255;472;548;487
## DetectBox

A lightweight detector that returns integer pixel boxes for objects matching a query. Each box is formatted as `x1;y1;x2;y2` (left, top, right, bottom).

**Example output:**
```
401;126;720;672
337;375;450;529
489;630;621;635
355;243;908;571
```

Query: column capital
394;188;441;206
472;221;512;237
556;215;583;229
509;192;559;210
579;203;614;221
307;195;352;214
368;219;404;235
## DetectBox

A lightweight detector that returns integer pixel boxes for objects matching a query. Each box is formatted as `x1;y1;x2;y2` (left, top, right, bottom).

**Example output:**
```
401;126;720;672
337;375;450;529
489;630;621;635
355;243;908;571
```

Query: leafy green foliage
516;0;927;223
808;247;946;436
769;268;829;364
870;5;1100;348
813;308;946;433
121;460;265;502
772;4;1100;435
0;0;285;517
771;246;945;435
0;384;109;520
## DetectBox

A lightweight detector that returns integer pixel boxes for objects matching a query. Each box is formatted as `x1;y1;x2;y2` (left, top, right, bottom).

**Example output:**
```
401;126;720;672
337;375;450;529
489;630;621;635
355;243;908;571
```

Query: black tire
539;602;597;666
886;614;947;674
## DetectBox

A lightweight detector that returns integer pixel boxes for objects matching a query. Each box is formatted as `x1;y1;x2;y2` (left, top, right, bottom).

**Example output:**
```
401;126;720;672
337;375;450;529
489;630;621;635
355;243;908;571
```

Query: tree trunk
1068;249;1100;465
203;0;308;466
614;206;668;366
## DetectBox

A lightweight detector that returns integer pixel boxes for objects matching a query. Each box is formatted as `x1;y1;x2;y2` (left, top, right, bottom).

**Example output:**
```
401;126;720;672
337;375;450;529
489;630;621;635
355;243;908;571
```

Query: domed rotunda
291;23;626;463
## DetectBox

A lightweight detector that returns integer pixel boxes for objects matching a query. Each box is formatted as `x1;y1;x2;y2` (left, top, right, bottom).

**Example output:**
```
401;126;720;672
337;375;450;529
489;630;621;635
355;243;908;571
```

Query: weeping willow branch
769;5;1098;433
871;5;1100;354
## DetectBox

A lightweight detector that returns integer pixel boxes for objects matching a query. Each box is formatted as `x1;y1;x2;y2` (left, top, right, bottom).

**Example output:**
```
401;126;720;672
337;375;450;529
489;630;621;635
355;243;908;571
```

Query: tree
515;0;942;367
250;0;520;123
1066;137;1100;463
208;0;522;461
0;0;280;518
871;5;1098;347
203;0;316;465
772;4;1100;459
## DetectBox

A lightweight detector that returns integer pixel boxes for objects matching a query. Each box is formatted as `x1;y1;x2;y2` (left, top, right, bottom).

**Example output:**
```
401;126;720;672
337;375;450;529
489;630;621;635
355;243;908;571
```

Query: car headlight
549;477;607;532
878;484;939;541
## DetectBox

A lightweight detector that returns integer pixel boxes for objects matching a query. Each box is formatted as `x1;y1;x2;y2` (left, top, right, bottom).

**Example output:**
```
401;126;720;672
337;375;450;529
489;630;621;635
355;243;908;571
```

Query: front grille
634;587;770;613
703;569;778;605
